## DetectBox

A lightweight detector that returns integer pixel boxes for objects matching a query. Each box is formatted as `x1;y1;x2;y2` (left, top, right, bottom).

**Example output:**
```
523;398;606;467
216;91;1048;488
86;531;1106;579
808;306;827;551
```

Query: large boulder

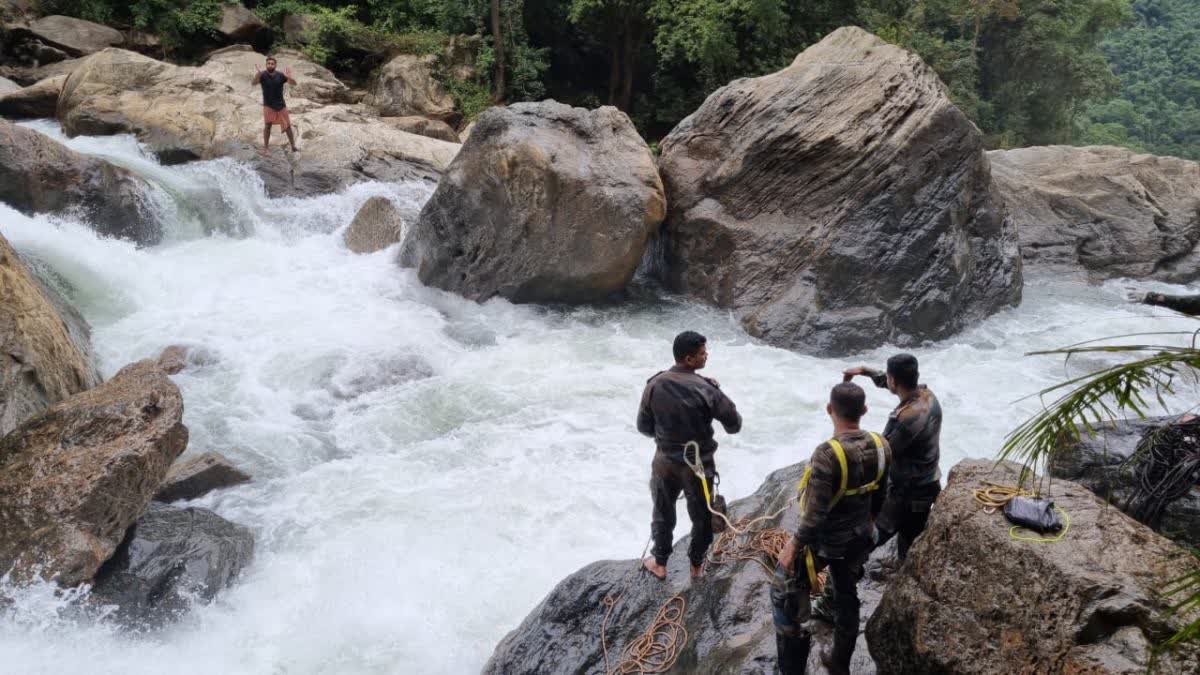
0;359;188;586
0;57;80;86
866;459;1200;674
0;119;162;244
444;34;481;82
989;146;1200;282
56;48;460;196
282;13;317;44
24;15;124;57
343;196;405;254
1050;417;1200;548
659;27;1021;356
366;54;458;125
399;102;666;304
90;503;254;625
485;462;892;674
0;74;66;118
154;451;251;503
217;3;268;44
0;233;102;436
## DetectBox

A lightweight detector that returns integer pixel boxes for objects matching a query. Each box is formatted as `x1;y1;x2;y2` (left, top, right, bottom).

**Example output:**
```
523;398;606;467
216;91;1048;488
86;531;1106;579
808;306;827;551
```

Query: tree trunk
617;19;636;112
608;36;620;106
491;0;505;103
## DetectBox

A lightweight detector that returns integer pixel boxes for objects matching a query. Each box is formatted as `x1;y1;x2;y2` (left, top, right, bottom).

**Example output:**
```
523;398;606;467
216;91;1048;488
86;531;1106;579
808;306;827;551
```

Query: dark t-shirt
260;71;287;110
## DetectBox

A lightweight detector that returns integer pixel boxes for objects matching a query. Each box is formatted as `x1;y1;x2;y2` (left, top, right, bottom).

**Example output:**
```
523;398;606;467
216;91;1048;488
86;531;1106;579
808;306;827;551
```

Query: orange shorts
263;106;291;129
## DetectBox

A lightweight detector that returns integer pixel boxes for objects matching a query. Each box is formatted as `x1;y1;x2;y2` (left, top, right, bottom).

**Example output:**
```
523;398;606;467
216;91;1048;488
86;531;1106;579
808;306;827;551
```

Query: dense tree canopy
34;0;1200;158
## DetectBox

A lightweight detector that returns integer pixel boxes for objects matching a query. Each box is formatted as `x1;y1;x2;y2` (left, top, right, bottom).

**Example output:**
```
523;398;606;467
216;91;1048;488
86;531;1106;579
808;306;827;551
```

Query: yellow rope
1009;506;1071;543
973;481;1071;543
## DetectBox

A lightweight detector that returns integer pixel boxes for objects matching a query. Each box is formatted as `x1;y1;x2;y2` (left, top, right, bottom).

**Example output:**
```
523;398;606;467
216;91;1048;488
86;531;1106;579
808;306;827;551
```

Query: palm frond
1164;566;1200;646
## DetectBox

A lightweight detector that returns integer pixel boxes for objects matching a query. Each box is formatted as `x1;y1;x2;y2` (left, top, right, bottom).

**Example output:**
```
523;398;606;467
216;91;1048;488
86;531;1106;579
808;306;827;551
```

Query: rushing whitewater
1;122;1197;675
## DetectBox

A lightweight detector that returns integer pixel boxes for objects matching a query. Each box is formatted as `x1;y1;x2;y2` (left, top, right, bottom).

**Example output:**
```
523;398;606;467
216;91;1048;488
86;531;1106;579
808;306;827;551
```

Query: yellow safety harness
796;432;887;589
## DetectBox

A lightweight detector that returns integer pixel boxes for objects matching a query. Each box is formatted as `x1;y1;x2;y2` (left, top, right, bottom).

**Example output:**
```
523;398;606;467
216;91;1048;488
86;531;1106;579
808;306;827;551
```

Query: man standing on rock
773;382;890;674
637;331;742;581
252;56;298;155
843;353;942;561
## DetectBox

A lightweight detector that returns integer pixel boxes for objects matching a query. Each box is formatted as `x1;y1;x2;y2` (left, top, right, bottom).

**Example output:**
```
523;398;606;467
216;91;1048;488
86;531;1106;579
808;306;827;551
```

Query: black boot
819;628;855;675
776;632;810;675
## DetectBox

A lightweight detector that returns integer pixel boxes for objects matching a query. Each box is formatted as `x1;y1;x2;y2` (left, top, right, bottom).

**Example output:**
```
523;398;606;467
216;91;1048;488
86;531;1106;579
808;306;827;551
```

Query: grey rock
0;76;18;95
1050;417;1200;548
90;503;254;626
381;115;461;143
366;54;458;125
658;27;1022;356
26;15;123;57
0;74;66;118
0;119;163;244
0;233;102;437
0;57;80;86
990;146;1200;282
866;459;1200;674
0;360;188;586
217;4;268;44
282;13;317;45
444;34;481;82
399;101;666;304
484;462;891;674
154;451;252;503
343;196;405;254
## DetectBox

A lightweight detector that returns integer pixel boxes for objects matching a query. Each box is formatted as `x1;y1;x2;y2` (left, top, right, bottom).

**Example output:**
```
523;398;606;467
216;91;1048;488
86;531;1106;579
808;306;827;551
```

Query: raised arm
285;66;297;86
252;64;262;86
843;365;888;389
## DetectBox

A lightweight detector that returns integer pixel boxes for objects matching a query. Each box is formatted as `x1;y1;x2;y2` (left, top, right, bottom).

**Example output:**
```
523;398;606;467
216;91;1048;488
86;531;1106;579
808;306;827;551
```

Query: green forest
43;0;1200;158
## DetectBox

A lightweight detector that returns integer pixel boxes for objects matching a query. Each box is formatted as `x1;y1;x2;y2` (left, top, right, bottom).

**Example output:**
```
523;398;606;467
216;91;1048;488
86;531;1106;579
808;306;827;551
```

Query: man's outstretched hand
285;67;294;80
842;366;867;382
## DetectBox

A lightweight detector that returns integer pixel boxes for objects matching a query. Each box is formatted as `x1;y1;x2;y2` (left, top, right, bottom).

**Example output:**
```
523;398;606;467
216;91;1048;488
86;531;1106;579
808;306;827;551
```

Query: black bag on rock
1003;496;1062;533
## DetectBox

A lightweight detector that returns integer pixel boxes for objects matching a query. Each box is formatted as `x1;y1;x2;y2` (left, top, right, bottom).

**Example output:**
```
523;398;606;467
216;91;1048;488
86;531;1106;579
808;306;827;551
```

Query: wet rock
866;459;1200;674
327;354;433;399
0;359;188;586
24;15;124;57
156;345;190;375
57;48;459;197
485;462;889;674
658;27;1021;356
0;232;102;436
217;4;268;44
366;54;458;125
399;101;666;304
382;115;460;143
0;74;66;118
90;503;254;626
343;196;405;254
154;451;252;503
0;119;162;244
1050;417;1200;548
990;146;1200;282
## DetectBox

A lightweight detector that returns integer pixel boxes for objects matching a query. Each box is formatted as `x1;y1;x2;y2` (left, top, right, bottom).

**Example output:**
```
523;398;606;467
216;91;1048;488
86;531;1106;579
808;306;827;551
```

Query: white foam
1;125;1197;674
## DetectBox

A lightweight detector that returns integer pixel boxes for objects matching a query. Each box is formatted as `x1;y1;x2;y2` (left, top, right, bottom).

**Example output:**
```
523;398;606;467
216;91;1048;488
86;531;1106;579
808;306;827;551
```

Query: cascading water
1;122;1197;674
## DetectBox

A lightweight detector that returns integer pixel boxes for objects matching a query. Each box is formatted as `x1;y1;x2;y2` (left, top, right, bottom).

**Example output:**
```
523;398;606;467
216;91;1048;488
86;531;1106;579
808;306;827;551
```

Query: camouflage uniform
637;365;741;567
772;430;891;675
866;370;942;560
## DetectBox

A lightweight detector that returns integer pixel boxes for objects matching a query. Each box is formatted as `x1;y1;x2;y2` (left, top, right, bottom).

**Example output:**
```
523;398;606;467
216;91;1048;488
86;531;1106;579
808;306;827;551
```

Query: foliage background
34;0;1200;157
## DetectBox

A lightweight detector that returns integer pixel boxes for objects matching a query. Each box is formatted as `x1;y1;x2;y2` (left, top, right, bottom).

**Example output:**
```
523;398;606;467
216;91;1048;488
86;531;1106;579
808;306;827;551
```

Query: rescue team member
252;56;299;155
844;353;942;561
637;331;742;580
773;383;891;674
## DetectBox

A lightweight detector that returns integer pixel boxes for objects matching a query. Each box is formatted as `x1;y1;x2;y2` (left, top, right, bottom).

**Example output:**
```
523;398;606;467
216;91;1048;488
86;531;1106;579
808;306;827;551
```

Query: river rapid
1;122;1197;674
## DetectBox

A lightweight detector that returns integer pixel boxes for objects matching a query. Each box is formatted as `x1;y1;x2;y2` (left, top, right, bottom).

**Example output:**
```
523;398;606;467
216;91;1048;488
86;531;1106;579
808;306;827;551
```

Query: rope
600;594;688;674
683;441;796;536
972;481;1034;513
708;525;791;574
973;481;1072;543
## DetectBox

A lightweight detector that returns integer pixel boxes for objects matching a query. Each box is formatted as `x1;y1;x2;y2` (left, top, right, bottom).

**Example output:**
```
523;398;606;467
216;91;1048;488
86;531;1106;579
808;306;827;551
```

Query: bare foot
258;147;270;157
642;557;666;580
690;562;704;579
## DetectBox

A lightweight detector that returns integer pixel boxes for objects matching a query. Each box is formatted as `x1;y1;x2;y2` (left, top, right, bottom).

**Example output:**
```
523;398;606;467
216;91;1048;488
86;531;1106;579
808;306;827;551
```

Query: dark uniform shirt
260;71;288;111
637;365;741;463
795;429;892;559
868;371;942;486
